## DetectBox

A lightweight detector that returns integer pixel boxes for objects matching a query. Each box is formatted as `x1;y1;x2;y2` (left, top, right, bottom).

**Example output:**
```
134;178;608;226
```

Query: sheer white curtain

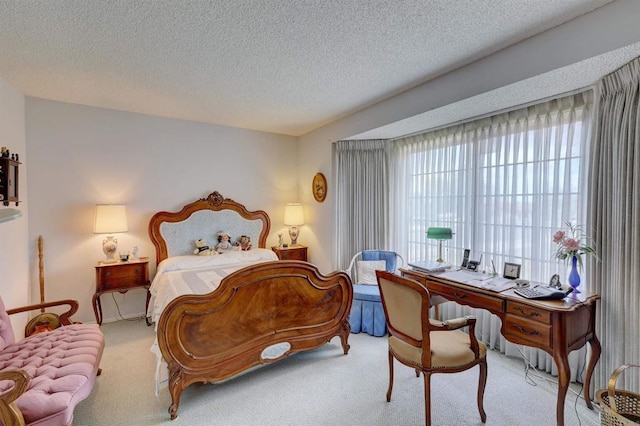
334;139;389;270
589;57;640;392
389;91;594;379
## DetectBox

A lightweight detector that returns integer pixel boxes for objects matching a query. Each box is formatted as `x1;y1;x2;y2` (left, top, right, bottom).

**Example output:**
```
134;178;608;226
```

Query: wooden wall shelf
0;157;21;206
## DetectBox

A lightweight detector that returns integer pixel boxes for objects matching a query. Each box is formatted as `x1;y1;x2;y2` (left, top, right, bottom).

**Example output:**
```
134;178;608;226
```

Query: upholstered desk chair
347;250;404;336
376;270;487;426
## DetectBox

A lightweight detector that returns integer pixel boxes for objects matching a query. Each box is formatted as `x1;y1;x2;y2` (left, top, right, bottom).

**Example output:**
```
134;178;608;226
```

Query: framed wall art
312;172;327;203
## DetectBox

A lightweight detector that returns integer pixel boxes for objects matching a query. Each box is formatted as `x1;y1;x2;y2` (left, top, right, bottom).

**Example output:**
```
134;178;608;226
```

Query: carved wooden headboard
148;191;271;265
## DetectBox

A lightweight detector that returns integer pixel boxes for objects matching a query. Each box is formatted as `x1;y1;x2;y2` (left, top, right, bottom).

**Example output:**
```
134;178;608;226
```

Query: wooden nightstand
271;245;308;261
93;259;151;326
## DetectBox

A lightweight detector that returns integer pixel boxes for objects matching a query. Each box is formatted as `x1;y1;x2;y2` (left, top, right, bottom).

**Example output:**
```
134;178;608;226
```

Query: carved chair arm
432;315;481;357
0;369;29;426
430;315;475;331
6;299;79;326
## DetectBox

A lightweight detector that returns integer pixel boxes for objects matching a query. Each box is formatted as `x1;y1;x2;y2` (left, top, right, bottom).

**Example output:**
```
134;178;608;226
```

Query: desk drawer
506;301;551;324
402;270;427;284
428;280;503;313
504;314;551;347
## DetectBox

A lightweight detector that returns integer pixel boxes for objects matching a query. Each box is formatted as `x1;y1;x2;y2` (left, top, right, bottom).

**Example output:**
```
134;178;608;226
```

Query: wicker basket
596;364;640;425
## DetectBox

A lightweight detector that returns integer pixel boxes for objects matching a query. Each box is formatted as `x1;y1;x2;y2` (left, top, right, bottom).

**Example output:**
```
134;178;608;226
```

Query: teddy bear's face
194;238;216;255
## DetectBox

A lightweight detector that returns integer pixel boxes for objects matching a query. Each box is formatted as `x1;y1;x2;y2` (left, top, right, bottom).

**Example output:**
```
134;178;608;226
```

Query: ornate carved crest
204;191;226;206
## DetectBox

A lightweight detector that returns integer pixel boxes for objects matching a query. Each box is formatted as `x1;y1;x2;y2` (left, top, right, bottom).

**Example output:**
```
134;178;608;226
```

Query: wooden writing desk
400;268;601;426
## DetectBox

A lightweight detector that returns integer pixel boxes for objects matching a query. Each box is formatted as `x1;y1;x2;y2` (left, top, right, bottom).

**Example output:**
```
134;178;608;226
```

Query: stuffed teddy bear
193;239;216;256
237;235;252;251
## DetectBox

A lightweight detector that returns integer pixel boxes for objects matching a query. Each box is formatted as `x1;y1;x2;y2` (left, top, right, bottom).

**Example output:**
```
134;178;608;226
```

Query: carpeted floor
74;319;602;425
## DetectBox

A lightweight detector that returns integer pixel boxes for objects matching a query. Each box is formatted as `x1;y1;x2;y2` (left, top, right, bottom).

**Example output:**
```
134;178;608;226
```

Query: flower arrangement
552;222;597;268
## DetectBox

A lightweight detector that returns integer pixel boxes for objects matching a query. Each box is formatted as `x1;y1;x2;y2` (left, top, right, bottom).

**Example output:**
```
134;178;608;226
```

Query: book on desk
407;262;515;292
407;260;452;273
409;266;573;299
406;264;516;293
436;269;516;292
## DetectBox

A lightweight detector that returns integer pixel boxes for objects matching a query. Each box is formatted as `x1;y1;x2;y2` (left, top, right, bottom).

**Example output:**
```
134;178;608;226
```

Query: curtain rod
388;85;595;142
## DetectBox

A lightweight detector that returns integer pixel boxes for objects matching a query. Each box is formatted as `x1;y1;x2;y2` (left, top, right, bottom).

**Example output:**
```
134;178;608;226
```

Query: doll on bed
216;231;240;253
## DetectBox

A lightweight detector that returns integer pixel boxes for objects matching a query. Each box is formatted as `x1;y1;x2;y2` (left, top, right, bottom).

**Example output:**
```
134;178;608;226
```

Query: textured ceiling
0;0;616;136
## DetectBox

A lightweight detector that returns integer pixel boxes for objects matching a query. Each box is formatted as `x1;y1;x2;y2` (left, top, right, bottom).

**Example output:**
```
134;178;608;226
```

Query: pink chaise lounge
0;297;104;426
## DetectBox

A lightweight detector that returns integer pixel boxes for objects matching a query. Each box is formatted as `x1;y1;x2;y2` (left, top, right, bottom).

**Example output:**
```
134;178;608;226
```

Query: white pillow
356;260;387;285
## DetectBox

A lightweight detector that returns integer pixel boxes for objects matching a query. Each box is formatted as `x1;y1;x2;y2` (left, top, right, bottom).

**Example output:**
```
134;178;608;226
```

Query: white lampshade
284;203;304;246
284;203;304;226
93;204;128;234
94;204;128;263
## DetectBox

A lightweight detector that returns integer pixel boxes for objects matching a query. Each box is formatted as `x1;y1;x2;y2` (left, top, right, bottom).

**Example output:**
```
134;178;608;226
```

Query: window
390;91;592;283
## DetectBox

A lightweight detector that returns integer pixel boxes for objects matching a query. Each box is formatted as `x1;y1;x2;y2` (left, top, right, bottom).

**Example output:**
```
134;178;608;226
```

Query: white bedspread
147;249;279;393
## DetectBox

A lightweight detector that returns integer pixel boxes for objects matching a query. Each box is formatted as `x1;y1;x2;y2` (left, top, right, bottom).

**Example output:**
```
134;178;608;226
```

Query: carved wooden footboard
157;260;353;420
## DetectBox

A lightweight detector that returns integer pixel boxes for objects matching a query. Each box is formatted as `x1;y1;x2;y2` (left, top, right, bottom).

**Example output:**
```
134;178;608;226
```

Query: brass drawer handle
513;324;539;336
104;272;111;277
514;307;541;317
452;291;467;299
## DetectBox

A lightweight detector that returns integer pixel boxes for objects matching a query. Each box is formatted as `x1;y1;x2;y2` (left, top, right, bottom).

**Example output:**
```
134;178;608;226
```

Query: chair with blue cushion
347;250;404;336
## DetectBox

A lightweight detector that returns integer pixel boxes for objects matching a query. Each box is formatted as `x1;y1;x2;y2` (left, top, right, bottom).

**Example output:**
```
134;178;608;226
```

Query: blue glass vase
568;255;581;293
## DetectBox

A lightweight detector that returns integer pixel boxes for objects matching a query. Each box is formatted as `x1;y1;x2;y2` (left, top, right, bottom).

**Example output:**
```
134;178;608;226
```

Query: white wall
298;0;640;273
0;75;29;336
25;98;297;323
295;138;334;272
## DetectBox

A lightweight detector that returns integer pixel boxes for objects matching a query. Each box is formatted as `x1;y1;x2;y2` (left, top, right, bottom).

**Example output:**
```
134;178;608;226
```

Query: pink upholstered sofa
0;297;104;426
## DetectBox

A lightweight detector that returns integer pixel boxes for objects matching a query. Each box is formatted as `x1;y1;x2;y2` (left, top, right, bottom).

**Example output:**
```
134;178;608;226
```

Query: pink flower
553;222;597;264
552;230;565;243
562;238;581;252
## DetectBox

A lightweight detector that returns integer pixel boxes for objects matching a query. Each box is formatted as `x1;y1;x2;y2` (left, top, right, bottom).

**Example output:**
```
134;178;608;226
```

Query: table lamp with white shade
284;203;304;246
93;204;128;263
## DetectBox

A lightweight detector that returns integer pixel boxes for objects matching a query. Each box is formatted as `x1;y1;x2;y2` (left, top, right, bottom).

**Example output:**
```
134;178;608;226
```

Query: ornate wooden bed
147;191;353;420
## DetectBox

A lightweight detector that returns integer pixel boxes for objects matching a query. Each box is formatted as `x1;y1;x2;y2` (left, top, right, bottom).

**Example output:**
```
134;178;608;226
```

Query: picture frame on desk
503;262;521;279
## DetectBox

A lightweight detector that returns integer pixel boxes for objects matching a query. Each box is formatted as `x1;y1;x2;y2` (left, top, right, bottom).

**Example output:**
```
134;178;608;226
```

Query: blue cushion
353;284;382;302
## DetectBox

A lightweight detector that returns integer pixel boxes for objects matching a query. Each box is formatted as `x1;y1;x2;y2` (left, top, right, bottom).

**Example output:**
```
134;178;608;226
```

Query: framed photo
312;173;327;203
503;262;521;279
549;273;561;289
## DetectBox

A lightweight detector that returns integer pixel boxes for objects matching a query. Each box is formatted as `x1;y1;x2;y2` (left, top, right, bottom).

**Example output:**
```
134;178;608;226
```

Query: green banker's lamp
427;227;453;264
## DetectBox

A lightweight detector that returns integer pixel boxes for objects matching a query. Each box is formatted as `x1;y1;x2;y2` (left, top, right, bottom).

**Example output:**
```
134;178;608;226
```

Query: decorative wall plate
312;172;327;202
